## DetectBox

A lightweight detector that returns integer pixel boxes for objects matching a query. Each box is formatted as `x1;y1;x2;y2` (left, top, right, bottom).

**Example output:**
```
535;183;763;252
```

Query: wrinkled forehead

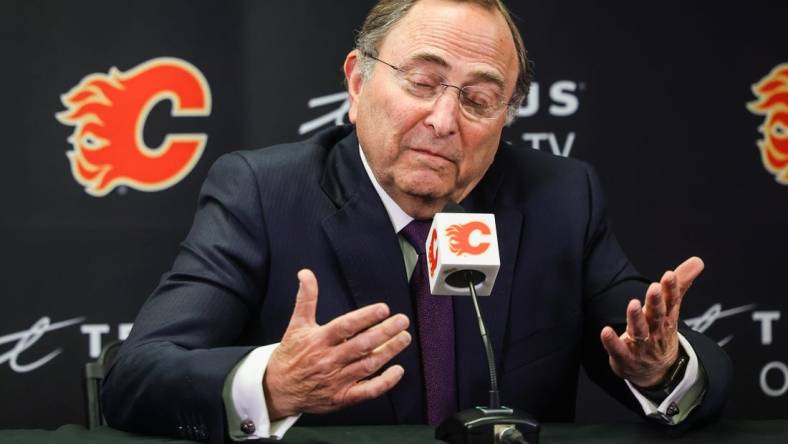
377;0;518;91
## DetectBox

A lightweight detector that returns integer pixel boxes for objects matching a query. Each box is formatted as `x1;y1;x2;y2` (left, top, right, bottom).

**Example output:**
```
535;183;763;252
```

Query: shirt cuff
625;333;707;425
222;343;301;440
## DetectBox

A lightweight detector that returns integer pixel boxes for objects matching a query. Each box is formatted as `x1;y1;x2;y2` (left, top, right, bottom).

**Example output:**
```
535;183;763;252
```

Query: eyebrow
404;51;506;91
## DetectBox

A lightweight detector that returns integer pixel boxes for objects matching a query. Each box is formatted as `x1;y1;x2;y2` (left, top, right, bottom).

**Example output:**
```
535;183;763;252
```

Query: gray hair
355;0;530;124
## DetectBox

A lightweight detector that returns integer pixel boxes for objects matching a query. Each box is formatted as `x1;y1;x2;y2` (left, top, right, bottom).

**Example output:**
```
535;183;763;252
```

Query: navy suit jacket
102;125;730;443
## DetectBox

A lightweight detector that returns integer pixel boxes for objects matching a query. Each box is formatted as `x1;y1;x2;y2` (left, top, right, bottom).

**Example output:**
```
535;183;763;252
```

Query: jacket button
240;419;256;435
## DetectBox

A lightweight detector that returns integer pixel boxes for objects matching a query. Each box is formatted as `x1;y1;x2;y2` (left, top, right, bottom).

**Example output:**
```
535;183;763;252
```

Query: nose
423;84;460;137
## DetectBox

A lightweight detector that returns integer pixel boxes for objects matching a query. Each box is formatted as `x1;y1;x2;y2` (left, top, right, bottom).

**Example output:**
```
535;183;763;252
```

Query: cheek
458;130;501;176
361;95;404;138
372;114;422;162
458;151;489;182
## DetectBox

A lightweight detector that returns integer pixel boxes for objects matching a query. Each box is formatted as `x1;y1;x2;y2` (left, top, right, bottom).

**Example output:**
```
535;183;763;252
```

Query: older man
102;1;730;443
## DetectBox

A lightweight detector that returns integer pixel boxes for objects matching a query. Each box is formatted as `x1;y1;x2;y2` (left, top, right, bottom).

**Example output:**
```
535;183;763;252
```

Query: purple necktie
400;219;457;425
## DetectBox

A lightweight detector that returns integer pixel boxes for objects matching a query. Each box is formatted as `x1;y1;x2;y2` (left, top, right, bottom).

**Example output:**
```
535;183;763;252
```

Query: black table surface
3;420;787;443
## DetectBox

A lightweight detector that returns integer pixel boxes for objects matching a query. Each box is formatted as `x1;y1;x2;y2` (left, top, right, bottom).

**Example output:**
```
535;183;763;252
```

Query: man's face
346;0;519;217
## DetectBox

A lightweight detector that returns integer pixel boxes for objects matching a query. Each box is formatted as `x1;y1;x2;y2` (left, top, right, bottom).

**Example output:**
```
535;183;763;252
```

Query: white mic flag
425;212;500;296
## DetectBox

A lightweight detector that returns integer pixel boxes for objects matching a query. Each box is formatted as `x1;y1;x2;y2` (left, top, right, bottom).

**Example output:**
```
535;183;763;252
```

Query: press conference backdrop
1;0;786;429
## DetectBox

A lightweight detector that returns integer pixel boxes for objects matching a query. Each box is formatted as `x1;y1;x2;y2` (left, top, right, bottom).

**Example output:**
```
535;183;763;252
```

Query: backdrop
1;0;786;428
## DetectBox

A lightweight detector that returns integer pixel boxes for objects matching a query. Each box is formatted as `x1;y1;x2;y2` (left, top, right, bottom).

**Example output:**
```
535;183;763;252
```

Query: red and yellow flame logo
56;57;211;196
428;228;439;277
747;63;788;184
445;221;491;256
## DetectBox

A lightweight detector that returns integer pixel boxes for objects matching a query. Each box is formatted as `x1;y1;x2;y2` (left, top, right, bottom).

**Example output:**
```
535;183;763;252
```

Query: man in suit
102;0;731;442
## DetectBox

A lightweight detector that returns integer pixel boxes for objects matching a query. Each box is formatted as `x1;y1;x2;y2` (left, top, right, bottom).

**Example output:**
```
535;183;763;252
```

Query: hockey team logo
427;228;439;277
747;63;788;185
446;221;491;256
56;57;212;196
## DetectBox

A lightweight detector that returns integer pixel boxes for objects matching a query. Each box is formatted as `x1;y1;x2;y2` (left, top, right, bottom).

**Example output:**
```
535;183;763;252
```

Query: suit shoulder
213;126;355;183
496;143;593;186
236;138;328;174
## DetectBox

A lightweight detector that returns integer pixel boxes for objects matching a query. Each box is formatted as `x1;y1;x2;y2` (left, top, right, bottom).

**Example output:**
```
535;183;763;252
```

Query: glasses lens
398;71;442;98
460;86;502;119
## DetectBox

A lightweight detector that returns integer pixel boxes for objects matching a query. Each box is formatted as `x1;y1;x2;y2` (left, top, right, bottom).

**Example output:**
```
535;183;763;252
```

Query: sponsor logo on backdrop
517;80;581;157
747;63;788;185
299;80;583;157
685;303;756;347
0;317;83;373
299;92;350;135
686;303;787;397
56;57;212;196
0;316;132;373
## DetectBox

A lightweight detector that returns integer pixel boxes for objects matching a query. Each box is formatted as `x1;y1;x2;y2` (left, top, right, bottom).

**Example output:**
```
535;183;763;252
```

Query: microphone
425;208;500;297
428;203;540;444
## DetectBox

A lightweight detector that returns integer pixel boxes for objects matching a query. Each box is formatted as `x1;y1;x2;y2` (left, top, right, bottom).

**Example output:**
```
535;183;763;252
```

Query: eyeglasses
362;52;511;120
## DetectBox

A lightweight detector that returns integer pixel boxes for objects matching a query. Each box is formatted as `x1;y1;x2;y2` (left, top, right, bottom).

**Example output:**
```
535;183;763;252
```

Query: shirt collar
358;144;413;233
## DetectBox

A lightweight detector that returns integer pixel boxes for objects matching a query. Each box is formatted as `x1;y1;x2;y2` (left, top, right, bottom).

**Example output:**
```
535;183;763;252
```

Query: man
102;0;731;443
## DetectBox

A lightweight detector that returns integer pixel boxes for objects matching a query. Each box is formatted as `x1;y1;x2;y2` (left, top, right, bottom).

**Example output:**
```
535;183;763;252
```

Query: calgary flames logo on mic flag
747;63;788;185
428;228;439;277
445;221;491;256
56;57;212;196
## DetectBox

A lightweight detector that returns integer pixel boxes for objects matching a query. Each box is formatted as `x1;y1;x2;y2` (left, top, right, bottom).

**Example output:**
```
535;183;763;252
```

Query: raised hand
263;269;412;419
600;257;704;387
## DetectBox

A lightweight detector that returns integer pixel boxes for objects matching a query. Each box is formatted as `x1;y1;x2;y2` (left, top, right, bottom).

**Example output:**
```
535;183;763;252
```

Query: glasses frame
360;51;512;120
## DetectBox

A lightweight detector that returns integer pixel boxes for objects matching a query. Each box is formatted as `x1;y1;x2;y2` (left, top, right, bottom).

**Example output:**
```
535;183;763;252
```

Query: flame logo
428;228;439;277
445;221;491;256
56;57;211;196
747;63;788;184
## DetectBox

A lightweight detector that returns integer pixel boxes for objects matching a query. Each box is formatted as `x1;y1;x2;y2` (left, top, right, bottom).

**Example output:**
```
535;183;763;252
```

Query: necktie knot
400;219;432;255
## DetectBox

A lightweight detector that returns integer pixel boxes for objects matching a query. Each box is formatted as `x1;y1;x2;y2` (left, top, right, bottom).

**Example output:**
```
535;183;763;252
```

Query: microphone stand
435;271;540;444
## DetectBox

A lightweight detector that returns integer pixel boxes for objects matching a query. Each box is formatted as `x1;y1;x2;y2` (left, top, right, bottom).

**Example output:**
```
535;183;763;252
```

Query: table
3;420;787;443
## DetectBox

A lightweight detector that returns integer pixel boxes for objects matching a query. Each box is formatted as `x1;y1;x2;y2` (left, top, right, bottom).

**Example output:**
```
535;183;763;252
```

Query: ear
343;49;364;124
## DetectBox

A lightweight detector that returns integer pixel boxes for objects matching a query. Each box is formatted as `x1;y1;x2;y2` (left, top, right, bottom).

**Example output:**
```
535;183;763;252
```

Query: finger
341;330;412;381
600;326;630;364
334;314;410;364
644;278;667;332
625;299;649;342
341;364;405;406
289;269;319;329
662;270;682;322
322;303;391;345
674;256;704;294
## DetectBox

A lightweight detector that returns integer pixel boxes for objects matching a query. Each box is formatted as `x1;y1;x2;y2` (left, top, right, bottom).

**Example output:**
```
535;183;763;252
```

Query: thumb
289;269;319;328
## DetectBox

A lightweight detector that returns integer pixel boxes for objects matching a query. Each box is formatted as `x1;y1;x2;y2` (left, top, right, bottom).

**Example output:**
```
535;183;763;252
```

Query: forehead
377;0;518;87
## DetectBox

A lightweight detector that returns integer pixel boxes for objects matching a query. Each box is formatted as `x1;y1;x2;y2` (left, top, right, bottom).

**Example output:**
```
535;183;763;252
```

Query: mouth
409;147;454;164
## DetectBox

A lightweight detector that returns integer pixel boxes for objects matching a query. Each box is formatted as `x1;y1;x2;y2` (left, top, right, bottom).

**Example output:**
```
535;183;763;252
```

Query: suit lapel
320;130;425;423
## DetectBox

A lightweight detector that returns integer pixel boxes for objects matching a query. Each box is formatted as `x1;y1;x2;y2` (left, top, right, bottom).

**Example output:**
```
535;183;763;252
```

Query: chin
398;176;453;201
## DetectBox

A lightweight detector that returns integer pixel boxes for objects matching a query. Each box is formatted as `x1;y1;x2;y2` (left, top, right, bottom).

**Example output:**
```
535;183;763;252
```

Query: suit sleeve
101;153;271;444
577;164;731;434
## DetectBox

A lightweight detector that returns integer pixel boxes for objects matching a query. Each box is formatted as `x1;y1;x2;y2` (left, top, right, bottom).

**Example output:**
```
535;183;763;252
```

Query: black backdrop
1;0;786;429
